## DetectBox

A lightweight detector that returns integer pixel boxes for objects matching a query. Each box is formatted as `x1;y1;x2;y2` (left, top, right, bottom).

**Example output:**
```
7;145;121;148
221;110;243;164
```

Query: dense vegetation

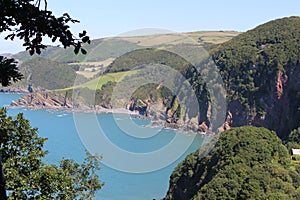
0;56;23;86
165;126;300;200
212;16;300;138
105;48;193;73
17;57;87;90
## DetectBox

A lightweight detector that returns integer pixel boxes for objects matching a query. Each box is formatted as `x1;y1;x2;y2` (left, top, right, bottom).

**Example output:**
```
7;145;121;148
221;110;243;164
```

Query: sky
0;0;299;54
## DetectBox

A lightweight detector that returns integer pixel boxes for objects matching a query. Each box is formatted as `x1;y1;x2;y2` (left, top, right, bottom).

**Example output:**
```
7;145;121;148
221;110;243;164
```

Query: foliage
105;48;193;74
165;126;300;200
288;127;300;144
0;108;103;199
0;0;90;55
286;127;300;153
0;56;23;86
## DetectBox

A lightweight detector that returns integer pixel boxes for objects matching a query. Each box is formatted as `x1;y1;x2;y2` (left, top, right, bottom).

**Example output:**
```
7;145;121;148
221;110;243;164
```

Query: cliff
213;16;300;139
165;16;300;200
10;92;73;110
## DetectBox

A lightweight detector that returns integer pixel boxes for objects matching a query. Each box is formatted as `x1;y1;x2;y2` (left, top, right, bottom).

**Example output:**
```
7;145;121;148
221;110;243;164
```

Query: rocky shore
7;91;211;134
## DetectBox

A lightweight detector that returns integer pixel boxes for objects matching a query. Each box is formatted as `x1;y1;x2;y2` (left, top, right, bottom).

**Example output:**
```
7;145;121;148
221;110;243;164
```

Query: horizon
0;0;299;54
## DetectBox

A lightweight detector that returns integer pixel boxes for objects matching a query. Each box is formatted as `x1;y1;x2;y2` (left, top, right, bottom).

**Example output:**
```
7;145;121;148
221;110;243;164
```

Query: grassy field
119;31;240;46
61;70;137;91
68;58;115;67
76;71;99;79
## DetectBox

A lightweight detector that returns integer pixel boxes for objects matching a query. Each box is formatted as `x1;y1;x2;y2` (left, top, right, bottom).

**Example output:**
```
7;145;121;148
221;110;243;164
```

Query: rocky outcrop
218;111;232;132
10;92;73;110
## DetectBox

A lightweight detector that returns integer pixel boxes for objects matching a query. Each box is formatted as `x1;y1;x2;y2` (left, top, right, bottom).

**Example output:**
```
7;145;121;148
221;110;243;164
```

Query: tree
0;56;23;87
165;126;300;200
0;1;102;199
0;108;104;199
0;0;91;88
0;0;90;55
285;127;300;153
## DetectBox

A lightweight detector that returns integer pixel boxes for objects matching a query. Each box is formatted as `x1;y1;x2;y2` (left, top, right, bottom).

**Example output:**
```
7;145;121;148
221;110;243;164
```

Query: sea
0;93;206;200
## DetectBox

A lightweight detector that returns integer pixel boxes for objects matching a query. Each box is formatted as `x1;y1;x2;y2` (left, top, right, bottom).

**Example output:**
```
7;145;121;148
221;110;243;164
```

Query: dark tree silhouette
0;0;90;55
0;56;23;87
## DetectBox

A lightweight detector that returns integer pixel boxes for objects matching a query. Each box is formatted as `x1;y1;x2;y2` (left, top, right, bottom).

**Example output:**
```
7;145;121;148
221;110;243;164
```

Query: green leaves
0;56;23;87
0;108;103;199
0;0;91;55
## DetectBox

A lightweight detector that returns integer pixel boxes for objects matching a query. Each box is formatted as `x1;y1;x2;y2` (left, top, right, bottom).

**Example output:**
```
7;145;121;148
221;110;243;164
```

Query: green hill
12;31;239;64
211;16;300;138
165;126;300;200
17;57;86;90
105;48;193;73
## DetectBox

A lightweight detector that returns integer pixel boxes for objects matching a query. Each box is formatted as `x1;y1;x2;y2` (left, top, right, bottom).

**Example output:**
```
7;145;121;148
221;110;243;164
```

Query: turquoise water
0;93;205;200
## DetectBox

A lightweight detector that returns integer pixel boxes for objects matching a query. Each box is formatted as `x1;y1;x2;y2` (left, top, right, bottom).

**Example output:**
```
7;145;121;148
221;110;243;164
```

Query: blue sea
0;93;205;200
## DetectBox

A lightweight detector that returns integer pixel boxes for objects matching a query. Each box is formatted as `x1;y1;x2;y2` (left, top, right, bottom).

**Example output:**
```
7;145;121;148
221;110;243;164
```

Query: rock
198;121;209;132
218;111;232;133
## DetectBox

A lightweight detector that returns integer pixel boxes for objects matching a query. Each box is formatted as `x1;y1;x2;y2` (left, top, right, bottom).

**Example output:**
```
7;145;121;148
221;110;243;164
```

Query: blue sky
0;0;299;53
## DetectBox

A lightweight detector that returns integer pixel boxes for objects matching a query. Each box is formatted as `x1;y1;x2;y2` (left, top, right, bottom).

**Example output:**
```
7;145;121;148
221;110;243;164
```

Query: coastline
5;91;210;135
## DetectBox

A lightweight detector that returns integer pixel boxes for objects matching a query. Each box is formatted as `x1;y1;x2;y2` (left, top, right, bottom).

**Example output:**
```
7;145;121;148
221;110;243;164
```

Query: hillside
7;31;238;93
16;57;86;90
164;16;300;200
212;16;300;138
12;31;239;64
165;126;300;199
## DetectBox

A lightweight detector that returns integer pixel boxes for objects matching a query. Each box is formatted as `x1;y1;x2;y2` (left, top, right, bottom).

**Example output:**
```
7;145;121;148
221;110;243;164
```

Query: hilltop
12;31;239;63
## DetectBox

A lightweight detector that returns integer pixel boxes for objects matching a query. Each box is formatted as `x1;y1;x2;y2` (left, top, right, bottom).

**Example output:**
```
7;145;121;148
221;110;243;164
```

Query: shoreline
8;104;209;135
4;91;211;135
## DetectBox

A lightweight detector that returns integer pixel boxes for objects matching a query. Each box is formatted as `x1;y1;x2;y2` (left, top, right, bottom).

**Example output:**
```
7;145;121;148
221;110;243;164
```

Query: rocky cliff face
126;98;207;133
222;65;300;139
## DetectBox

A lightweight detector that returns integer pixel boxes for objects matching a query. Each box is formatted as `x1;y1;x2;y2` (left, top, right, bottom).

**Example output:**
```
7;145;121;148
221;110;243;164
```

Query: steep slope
165;126;300;200
212;16;300;138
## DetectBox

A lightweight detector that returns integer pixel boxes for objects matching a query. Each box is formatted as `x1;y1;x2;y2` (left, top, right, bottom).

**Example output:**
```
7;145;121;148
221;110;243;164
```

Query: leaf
79;30;87;38
81;48;87;54
74;44;80;54
29;49;35;55
82;36;90;43
52;36;57;42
